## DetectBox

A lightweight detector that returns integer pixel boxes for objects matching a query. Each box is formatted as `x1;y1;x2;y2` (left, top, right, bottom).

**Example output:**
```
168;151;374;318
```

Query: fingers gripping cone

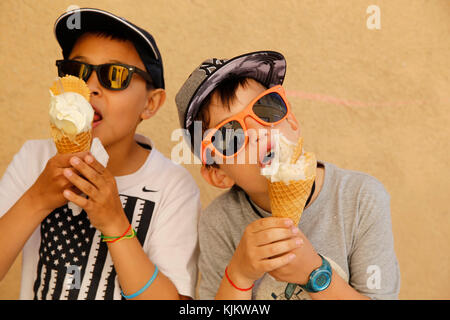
49;76;92;154
267;137;317;225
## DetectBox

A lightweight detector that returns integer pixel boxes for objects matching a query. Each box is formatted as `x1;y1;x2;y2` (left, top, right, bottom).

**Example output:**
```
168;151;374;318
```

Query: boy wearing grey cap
0;8;199;300
175;51;400;300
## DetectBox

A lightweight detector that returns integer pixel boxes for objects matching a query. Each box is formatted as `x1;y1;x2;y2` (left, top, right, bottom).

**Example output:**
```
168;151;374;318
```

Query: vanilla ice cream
262;133;317;225
261;133;316;183
49;91;94;136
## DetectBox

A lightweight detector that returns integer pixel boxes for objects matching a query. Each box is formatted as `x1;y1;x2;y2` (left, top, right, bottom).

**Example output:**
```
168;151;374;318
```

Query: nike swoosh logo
142;187;158;192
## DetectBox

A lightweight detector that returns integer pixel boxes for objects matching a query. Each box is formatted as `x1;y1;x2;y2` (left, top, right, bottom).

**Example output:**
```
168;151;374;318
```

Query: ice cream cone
49;76;93;154
267;137;317;225
290;137;304;164
49;75;91;101
51;124;92;154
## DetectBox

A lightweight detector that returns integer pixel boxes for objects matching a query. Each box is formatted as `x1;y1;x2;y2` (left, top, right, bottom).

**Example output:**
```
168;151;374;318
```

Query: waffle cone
268;175;315;225
50;75;91;100
268;137;316;225
290;137;303;164
51;124;92;154
49;76;92;153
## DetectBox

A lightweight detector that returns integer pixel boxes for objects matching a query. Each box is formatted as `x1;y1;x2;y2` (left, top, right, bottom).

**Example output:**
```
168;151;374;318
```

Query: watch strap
300;254;332;293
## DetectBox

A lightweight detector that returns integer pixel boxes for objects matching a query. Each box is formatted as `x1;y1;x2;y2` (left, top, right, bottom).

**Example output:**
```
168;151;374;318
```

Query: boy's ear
141;88;166;120
200;165;235;189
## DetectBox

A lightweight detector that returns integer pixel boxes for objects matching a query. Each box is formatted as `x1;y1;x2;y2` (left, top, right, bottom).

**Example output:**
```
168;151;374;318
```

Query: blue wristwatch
300;254;332;293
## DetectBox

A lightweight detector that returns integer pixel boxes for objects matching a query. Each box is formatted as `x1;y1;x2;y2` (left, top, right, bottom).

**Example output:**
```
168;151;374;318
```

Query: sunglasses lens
58;61;89;80
252;92;287;123
99;65;130;90
212;120;246;156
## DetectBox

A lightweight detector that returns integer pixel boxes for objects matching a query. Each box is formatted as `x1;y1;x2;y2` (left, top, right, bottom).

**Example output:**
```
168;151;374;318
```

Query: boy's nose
245;116;275;151
86;70;102;97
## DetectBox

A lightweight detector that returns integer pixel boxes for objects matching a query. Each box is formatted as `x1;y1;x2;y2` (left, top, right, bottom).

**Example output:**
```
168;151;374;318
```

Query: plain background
0;0;449;299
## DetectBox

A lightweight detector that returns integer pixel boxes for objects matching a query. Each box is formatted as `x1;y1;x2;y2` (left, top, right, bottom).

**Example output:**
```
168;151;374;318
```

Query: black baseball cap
54;8;165;89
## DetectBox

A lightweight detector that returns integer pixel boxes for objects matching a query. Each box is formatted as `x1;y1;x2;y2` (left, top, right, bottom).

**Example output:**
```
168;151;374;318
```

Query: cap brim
54;8;160;61
185;51;286;130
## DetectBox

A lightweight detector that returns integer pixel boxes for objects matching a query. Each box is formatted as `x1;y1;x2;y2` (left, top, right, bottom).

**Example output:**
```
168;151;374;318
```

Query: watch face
312;270;332;291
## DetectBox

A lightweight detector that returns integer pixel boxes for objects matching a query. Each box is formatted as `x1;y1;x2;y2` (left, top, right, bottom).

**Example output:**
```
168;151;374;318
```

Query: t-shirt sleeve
197;203;236;300
146;172;201;299
0;141;36;217
348;177;400;299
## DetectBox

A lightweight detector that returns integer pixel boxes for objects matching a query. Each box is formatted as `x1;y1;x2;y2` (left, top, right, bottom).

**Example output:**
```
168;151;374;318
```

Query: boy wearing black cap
0;8;199;300
175;51;400;300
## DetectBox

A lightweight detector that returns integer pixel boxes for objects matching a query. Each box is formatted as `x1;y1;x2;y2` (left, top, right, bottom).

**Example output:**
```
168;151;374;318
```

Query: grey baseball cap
175;51;287;135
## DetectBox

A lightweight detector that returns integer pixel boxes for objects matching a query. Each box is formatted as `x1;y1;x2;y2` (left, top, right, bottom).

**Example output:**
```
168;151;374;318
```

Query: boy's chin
92;131;111;149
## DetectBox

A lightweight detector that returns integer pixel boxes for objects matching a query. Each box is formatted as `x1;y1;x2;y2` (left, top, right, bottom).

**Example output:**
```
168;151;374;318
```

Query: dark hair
75;30;154;90
193;75;259;168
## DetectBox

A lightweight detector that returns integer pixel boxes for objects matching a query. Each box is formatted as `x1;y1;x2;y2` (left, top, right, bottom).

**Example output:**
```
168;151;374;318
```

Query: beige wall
0;0;449;299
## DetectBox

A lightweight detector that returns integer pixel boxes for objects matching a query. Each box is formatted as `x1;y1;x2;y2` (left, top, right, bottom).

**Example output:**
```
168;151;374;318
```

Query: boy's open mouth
261;150;274;167
92;105;103;129
259;141;276;168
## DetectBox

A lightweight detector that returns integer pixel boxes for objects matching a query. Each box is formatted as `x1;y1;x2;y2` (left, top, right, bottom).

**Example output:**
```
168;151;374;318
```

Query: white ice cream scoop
49;91;94;135
261;133;313;183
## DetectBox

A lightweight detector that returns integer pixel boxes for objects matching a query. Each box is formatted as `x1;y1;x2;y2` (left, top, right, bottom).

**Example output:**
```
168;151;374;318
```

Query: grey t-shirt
198;161;400;300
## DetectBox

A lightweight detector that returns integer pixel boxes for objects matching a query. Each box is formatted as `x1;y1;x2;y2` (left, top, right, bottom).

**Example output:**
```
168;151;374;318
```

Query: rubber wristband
102;228;136;243
104;228;136;243
121;265;159;299
225;266;254;292
101;224;132;243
